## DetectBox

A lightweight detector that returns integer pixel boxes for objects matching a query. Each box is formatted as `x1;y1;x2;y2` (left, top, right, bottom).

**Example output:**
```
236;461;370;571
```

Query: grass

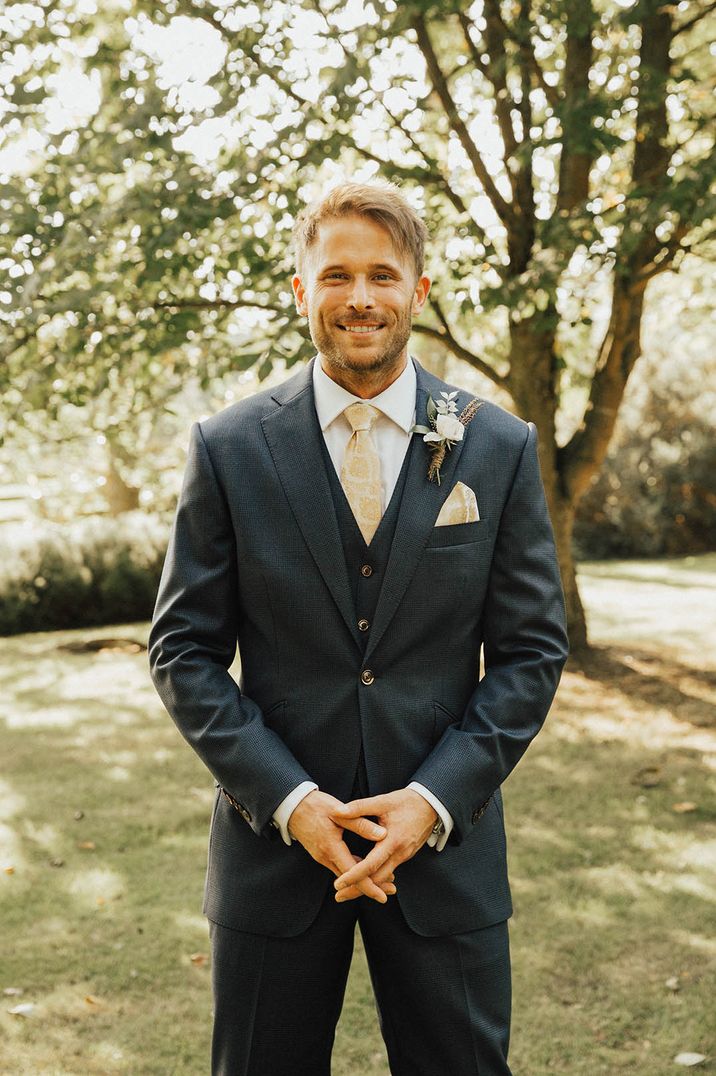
1;556;714;1074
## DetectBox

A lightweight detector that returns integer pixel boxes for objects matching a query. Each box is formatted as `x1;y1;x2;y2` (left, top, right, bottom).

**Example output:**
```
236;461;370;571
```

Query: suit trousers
209;882;513;1076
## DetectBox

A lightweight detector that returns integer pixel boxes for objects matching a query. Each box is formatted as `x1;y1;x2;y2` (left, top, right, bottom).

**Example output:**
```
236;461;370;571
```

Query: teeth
342;325;382;333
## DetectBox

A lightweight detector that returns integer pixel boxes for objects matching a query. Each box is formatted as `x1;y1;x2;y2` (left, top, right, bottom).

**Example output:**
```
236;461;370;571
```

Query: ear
292;274;308;317
412;275;431;316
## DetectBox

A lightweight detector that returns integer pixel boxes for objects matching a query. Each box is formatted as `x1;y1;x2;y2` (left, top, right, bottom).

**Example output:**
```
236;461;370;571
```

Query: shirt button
360;668;375;685
360;564;373;577
358;618;370;632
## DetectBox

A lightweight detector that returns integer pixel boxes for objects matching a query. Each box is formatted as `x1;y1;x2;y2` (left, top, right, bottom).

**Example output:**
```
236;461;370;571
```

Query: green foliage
574;264;716;561
575;377;716;560
0;514;168;634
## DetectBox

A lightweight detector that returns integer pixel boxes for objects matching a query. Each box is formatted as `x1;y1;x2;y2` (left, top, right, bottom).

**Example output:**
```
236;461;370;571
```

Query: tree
1;0;714;647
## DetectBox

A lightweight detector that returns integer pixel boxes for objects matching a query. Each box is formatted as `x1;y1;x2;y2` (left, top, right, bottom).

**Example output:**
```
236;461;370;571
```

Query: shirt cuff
272;781;319;846
408;782;454;852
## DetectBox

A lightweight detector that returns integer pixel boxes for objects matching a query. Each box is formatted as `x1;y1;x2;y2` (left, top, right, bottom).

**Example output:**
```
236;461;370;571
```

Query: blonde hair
292;181;429;280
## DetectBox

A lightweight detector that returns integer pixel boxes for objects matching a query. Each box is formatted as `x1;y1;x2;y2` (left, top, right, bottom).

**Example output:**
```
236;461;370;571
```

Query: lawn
1;556;714;1074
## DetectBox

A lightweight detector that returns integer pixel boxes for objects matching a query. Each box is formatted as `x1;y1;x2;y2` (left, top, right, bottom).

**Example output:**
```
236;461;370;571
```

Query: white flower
437;413;465;441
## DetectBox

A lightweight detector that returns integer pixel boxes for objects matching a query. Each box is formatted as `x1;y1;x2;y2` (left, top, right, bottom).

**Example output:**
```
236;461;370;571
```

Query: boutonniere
411;391;483;484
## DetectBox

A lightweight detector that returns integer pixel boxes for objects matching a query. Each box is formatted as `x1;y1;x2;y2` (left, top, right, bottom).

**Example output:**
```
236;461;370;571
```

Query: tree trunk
550;492;587;653
506;316;588;648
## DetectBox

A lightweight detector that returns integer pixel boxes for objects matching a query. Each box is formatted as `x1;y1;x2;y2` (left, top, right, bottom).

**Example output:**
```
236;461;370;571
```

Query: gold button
358;618;370;632
361;668;375;685
360;564;373;577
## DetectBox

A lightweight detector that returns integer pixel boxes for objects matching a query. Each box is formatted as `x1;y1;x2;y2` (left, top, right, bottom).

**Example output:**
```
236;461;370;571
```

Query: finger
330;844;387;904
336;795;391;819
334;842;394;890
335;880;397;903
341;815;387;841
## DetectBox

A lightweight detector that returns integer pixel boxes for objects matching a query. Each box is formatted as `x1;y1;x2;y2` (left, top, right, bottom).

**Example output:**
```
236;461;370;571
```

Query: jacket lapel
363;358;469;662
261;360;362;651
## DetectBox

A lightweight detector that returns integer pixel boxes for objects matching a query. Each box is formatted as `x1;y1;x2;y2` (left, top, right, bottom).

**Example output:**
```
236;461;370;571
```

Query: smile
338;325;384;333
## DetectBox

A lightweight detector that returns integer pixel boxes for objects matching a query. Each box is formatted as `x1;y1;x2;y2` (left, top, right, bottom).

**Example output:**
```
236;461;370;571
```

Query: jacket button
358;618;370;631
361;668;375;685
360;564;373;577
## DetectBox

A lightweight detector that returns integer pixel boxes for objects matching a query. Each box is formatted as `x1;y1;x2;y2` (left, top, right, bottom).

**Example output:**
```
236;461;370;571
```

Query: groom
148;181;568;1075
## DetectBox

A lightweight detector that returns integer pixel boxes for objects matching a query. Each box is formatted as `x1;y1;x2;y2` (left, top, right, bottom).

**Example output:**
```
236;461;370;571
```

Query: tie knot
344;402;380;433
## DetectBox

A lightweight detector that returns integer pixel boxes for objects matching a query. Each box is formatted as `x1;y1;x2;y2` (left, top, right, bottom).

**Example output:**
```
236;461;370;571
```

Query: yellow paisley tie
341;402;383;545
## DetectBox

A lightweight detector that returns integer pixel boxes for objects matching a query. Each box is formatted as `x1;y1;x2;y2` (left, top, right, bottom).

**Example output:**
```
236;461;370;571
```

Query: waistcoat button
360;564;373;577
358;618;370;632
360;668;375;685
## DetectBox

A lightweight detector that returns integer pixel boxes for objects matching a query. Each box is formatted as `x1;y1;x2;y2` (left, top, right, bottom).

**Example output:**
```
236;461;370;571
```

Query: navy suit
149;356;568;1073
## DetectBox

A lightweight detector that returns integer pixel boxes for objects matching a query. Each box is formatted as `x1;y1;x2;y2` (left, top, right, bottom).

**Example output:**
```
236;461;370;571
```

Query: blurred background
1;1;714;1073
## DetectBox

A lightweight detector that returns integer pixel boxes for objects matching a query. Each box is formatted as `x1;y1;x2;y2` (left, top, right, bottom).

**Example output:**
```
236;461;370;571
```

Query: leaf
674;1054;707;1067
3;866;15;875
426;395;438;423
189;952;209;967
665;976;680;991
412;424;432;434
78;840;96;850
672;802;697;813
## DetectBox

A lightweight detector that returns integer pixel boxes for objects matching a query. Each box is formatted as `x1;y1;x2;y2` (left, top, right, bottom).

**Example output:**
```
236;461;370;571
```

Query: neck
318;353;408;399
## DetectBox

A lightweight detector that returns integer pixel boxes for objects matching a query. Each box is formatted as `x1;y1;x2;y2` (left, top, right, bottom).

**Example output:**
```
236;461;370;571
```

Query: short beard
310;310;413;378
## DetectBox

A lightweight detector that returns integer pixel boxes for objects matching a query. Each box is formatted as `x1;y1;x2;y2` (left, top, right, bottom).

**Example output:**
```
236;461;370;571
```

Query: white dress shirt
272;355;454;851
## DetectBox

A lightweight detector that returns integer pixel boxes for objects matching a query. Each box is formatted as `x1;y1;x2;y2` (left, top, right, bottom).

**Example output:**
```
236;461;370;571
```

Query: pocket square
435;481;480;526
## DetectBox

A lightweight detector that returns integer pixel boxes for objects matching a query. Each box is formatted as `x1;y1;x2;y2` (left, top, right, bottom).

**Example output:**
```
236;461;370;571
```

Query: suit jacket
148;356;568;937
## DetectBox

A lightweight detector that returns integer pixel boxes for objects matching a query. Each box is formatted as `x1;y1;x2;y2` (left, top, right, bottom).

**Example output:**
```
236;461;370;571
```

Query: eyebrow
319;262;402;274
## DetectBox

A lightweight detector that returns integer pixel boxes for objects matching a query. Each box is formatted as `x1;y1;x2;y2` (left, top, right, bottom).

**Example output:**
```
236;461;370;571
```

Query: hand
336;855;397;904
333;789;437;902
288;790;393;903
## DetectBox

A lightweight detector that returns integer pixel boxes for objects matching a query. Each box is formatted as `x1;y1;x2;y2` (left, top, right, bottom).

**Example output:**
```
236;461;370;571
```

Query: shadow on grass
1;618;714;1074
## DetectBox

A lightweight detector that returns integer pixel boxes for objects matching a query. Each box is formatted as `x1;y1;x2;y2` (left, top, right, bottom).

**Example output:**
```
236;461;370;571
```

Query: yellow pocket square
435;481;480;526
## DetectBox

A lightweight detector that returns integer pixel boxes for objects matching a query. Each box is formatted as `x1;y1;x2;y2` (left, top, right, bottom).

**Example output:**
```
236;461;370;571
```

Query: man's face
292;214;430;384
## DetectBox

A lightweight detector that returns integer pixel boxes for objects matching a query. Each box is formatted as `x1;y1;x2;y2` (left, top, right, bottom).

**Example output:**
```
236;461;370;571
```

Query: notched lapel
363;360;473;662
261;362;362;651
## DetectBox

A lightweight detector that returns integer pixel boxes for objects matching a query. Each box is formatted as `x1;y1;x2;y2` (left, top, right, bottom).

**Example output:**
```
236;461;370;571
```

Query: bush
574;320;716;560
0;512;170;635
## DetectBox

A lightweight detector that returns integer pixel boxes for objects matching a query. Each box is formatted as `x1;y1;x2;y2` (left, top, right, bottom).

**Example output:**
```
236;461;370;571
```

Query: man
148;181;568;1075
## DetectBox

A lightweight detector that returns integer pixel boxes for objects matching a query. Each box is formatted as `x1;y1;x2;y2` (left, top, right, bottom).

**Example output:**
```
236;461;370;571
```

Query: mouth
337;324;385;334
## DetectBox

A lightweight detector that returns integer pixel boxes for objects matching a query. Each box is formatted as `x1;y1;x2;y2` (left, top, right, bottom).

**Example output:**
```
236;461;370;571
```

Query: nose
347;276;374;311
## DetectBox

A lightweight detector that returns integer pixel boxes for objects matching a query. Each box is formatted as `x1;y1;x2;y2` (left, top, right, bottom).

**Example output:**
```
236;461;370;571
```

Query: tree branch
150;298;287;314
412;297;509;387
556;0;595;215
673;0;716;38
457;11;520;169
412;13;515;231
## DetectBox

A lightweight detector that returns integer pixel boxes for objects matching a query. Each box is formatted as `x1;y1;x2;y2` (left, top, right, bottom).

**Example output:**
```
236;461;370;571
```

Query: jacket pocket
425;520;490;548
432;700;459;744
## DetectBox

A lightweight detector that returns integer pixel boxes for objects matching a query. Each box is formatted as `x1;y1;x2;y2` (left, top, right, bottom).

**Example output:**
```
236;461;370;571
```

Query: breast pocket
425;520;490;548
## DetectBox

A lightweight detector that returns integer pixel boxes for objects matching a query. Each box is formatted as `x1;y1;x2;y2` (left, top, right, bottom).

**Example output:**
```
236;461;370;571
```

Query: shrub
0;512;170;635
574;325;716;560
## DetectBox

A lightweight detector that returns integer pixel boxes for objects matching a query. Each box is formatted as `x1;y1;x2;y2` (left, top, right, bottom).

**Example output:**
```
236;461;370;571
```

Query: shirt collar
312;354;417;434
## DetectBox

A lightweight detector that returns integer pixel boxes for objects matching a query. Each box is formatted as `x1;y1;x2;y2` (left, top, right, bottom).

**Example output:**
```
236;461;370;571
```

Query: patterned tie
341;402;383;545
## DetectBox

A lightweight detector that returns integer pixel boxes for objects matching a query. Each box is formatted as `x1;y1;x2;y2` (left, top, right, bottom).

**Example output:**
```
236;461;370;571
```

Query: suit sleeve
410;422;569;843
148;422;313;838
